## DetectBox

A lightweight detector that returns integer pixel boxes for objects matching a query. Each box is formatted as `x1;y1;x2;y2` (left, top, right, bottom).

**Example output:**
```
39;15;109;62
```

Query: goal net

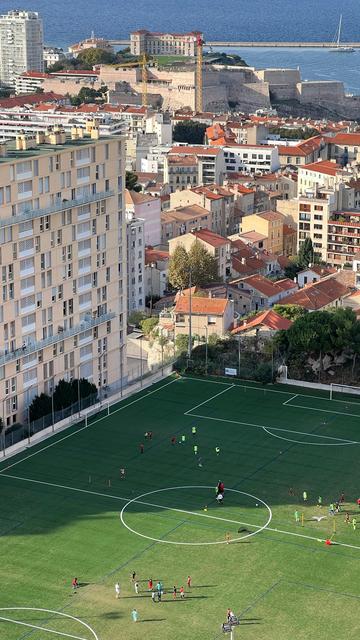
330;383;360;401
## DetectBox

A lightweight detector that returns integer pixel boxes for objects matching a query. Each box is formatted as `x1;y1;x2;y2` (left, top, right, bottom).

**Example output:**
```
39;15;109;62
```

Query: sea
2;0;360;92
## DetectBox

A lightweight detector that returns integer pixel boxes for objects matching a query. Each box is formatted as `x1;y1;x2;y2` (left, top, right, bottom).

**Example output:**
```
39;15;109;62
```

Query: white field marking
183;375;360;407
262;426;356;447
186;412;360;445
0;472;270;539
120;485;272;545
284;402;360;419
0;376;178;473
1;473;360;552
184;384;234;415
0;607;99;640
283;394;299;406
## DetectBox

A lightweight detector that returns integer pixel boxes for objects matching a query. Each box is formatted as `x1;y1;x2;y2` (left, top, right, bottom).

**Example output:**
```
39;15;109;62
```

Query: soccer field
1;374;360;640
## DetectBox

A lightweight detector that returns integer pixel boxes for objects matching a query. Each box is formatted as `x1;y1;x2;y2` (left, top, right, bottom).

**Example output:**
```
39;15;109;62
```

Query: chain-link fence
284;347;360;387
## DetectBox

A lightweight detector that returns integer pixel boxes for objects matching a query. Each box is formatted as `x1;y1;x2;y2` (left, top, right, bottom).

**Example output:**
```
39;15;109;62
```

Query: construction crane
108;54;150;107
195;34;204;114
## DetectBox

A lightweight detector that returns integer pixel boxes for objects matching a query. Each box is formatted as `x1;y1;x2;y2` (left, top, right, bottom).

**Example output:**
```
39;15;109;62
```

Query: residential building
277;136;327;167
126;215;145;311
125;190;161;247
297;160;348;196
283;223;297;256
280;276;349;311
327;133;360;166
231;309;292;337
297;266;336;288
130;30;202;57
170;185;235;236
43;47;66;69
161;204;211;243
169;229;231;280
172;295;234;339
241;211;284;254
15;69;101;95
0;130;125;428
327;211;360;267
145;248;169;299
235;275;298;311
168;146;225;185
163;154;198;192
224;144;280;175
0;10;44;86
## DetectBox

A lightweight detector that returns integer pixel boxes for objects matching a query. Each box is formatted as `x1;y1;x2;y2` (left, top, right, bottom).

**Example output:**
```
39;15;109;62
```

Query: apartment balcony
0;311;116;366
0;190;114;229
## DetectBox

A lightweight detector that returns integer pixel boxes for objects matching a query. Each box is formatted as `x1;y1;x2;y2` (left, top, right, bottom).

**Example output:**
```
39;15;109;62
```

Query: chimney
71;126;79;140
90;125;100;140
21;134;37;150
16;135;23;151
36;131;46;145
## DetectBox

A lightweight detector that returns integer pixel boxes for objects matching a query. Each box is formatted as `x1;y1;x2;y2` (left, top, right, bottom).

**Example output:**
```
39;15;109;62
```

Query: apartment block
167;146;225;185
130;30;201;57
126;215;145;312
224;145;280;175
0;10;44;86
241;210;284;255
0;129;125;427
327;211;360;268
169;229;232;280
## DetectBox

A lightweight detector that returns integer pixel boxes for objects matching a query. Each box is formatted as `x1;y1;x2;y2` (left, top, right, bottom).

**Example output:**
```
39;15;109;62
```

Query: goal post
330;383;360;401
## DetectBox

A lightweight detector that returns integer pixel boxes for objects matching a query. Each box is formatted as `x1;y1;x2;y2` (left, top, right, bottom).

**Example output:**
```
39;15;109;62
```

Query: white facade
0;10;44;86
145;113;172;146
43;47;66;69
126;192;161;247
126;216;145;311
223;145;280;175
130;31;201;57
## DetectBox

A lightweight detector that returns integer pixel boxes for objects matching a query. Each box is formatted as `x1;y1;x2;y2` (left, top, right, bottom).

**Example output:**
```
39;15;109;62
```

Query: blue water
2;0;360;91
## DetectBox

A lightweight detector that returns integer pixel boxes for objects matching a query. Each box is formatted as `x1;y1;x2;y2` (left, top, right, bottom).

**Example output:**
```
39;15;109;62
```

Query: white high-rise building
0;10;44;87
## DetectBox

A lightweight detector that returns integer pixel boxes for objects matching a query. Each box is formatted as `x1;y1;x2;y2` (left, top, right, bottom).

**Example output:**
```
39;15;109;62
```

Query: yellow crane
108;54;150;107
195;34;204;113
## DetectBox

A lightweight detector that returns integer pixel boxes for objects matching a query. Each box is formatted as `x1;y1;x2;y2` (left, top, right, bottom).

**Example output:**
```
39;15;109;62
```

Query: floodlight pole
204;325;208;375
237;336;241;377
188;268;192;361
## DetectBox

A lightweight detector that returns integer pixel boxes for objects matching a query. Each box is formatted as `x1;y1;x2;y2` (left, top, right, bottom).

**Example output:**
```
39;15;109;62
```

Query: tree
298;237;319;269
140;317;159;336
176;334;190;354
77;48;115;66
29;393;52;422
126;171;142;192
284;258;302;280
128;310;147;327
173;120;207;144
53;379;76;411
168;245;190;289
273;304;307;322
71;378;97;401
188;241;219;286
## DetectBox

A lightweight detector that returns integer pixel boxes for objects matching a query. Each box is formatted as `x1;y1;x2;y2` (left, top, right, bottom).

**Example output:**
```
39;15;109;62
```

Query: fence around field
0;361;174;460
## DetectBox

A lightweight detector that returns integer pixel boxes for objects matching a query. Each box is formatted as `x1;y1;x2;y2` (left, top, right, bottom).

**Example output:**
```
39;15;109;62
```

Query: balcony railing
0;311;116;366
0;190;114;229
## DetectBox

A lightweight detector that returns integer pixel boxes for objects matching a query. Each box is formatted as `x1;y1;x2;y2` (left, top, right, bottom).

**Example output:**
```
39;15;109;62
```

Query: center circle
120;485;272;545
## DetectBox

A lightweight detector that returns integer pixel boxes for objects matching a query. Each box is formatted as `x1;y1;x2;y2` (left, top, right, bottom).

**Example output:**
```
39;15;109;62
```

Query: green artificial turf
1;375;360;640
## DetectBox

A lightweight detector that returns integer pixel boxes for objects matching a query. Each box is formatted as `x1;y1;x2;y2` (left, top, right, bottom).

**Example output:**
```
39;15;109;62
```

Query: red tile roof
330;133;360;146
280;277;349;310
0;93;65;108
191;228;229;247
240;274;293;298
145;248;169;264
301;160;341;176
175;296;229;315
170;146;222;156
232;309;293;334
257;210;284;222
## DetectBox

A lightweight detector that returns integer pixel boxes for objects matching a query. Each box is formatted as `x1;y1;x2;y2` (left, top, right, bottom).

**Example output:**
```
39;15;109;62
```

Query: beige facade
172;296;234;339
241;211;284;254
130;30;201;57
161;205;211;243
0;130;126;428
169;230;231;281
170;187;235;236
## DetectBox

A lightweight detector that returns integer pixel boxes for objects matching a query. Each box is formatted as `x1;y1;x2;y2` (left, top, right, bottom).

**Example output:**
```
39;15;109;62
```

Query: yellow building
241;210;284;255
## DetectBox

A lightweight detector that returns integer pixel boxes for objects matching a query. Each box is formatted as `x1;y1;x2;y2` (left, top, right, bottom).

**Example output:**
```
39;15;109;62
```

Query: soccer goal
330;383;360;401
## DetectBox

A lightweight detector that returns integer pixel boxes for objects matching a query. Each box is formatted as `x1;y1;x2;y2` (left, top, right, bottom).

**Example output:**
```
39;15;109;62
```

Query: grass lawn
1;375;360;639
154;55;194;66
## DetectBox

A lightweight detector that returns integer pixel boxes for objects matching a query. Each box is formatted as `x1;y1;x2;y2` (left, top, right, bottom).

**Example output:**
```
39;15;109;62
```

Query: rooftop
232;309;293;334
280;276;349;310
170;145;222;156
125;189;158;206
190;228;229;247
175;296;229;316
301;160;341;176
0;133;112;164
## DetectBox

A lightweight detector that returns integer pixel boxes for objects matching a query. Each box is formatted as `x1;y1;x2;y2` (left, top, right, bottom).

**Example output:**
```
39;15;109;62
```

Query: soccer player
294;510;300;523
180;586;185;598
353;517;357;531
148;431;153;439
140;443;144;454
192;426;197;436
303;491;307;502
215;446;220;456
115;582;120;599
72;577;78;591
134;581;139;594
218;481;225;494
198;456;203;468
193;444;198;455
318;496;322;507
340;492;345;503
151;590;156;603
173;586;177;600
345;512;350;524
216;493;224;505
357;498;360;509
120;468;125;480
329;503;334;515
225;532;231;544
144;431;149;439
131;609;139;623
181;435;186;444
148;578;153;591
171;436;176;445
132;571;136;582
187;575;192;589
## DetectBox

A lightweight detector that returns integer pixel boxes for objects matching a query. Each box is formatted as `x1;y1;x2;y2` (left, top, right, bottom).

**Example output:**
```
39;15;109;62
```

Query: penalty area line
283;394;298;406
0;615;88;640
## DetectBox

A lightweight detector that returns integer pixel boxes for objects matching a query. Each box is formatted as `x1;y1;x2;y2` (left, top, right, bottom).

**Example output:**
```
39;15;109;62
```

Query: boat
329;14;355;52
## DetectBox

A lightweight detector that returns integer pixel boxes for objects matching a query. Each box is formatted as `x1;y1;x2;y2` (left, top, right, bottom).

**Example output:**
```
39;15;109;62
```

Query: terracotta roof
257;210;284;222
301;160;341;176
175;296;229;315
0;93;65;108
191;228;229;247
125;189;157;206
298;265;336;277
231;254;265;275
145;248;169;264
276;278;298;291
239;274;290;298
238;231;267;243
170;146;222;156
330;133;360;146
168;154;197;166
280;276;349;310
162;204;209;223
232;309;293;334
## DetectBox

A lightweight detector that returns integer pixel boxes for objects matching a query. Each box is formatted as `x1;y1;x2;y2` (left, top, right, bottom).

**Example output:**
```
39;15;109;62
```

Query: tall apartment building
0;128;126;427
0;10;44;86
130;30;201;57
126;214;145;312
